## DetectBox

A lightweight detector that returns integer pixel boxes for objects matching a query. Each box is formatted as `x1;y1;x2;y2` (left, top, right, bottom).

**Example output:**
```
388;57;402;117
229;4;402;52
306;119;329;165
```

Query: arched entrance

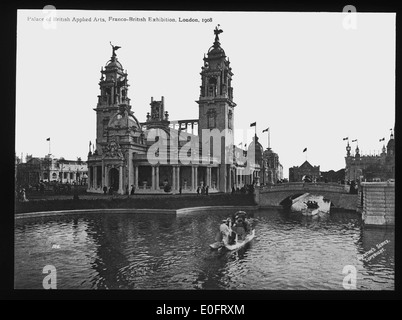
109;168;119;192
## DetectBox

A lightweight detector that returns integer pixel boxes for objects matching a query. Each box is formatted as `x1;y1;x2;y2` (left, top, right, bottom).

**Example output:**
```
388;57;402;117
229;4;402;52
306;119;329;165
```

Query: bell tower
197;25;236;135
94;43;131;153
196;26;236;192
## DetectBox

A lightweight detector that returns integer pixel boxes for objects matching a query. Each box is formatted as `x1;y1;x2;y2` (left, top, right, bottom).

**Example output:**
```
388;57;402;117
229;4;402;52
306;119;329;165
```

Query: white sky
16;10;395;178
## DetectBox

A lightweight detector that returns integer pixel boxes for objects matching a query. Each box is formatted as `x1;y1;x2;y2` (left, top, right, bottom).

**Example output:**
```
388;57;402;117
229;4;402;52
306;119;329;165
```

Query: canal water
14;208;394;290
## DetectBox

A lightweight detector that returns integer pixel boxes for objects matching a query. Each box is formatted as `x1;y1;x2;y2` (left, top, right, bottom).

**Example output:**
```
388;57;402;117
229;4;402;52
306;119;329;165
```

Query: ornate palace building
87;27;261;194
289;161;320;182
261;146;283;184
344;132;395;182
16;155;88;187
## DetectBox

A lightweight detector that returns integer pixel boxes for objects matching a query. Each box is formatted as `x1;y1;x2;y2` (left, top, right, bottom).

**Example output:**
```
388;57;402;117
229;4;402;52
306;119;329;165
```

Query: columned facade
87;28;252;194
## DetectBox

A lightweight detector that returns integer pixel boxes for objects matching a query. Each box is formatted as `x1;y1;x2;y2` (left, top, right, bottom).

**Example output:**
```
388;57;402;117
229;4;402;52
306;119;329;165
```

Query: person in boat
232;217;246;241
234;211;252;234
216;218;232;243
243;217;251;234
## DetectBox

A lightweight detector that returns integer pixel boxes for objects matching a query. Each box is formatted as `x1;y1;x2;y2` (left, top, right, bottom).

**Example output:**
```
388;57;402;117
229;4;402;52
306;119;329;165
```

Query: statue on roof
214;25;223;36
110;42;121;57
214;25;223;42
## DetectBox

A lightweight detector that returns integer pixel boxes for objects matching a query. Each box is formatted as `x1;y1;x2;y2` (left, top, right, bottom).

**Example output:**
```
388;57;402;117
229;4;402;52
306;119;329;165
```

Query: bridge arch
256;183;358;211
278;192;336;208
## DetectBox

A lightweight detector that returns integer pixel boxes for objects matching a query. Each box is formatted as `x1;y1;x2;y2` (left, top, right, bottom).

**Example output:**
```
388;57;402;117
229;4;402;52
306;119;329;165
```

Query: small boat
223;229;256;251
291;193;331;216
210;211;256;250
210;229;256;251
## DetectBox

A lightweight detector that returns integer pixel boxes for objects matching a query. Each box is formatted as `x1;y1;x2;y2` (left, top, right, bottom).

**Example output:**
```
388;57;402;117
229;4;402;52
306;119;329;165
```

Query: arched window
207;109;216;129
228;109;233;129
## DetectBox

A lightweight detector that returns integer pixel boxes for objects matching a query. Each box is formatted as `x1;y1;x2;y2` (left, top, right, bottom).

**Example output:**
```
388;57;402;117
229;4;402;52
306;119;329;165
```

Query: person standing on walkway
103;185;107;195
130;185;135;195
205;185;209;195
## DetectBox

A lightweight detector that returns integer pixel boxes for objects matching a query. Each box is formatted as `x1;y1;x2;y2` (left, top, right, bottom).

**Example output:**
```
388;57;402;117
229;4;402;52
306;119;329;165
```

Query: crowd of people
231;184;255;195
196;185;209;195
216;211;253;245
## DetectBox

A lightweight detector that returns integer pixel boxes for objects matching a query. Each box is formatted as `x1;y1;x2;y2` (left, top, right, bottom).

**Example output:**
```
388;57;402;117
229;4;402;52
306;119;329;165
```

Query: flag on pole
262;128;269;133
352;139;357;142
46;137;50;141
343;137;348;141
238;142;243;146
250;122;256;127
379;137;385;142
303;148;307;152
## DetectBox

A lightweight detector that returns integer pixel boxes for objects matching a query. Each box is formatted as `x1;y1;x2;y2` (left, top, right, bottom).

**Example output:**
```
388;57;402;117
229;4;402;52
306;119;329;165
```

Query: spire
355;144;360;157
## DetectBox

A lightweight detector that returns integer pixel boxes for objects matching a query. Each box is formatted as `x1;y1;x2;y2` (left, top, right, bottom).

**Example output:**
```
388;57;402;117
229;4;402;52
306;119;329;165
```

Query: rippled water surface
14;208;394;290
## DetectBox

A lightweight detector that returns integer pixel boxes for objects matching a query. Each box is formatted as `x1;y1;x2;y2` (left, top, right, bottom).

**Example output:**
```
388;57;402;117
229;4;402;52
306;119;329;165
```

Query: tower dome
108;107;141;131
248;135;264;165
105;42;124;70
387;132;395;156
206;25;226;59
105;58;123;70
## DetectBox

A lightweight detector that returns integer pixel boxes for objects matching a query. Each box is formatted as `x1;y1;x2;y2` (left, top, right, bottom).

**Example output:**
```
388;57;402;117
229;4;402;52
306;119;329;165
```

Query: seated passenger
216;218;231;243
233;218;246;241
243;218;251;233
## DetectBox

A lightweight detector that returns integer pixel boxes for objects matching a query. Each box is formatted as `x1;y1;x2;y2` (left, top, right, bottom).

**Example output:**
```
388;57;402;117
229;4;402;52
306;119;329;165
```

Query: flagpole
268;128;270;149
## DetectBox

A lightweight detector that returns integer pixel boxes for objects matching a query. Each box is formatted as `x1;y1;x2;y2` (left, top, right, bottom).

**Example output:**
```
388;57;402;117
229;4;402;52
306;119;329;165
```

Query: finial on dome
213;25;223;45
110;41;121;59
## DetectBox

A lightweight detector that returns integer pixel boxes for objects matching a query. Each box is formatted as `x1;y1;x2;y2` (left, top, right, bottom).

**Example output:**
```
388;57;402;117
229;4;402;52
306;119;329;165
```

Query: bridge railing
260;182;350;193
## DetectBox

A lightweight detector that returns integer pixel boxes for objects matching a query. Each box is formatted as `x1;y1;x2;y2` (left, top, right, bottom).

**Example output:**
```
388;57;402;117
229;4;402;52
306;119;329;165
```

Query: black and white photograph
13;6;395;296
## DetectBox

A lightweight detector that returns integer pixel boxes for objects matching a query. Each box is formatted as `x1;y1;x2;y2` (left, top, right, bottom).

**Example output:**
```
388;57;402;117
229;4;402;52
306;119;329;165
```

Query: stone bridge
255;182;358;211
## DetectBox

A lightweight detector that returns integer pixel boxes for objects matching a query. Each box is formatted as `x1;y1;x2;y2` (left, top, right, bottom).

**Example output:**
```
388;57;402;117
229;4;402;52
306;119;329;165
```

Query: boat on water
290;193;331;216
210;211;256;250
223;229;255;250
210;229;255;251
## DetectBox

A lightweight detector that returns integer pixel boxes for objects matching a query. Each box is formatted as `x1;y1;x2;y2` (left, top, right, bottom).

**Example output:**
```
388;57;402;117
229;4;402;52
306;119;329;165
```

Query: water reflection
15;209;394;290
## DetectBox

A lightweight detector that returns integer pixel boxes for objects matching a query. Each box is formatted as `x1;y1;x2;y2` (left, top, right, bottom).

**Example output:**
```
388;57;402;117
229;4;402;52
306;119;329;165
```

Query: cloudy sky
16;10;395;177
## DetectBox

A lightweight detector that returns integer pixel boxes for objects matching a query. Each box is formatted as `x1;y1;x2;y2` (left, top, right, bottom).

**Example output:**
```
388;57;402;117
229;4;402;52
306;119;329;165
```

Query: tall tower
88;43;143;195
196;26;236;192
346;141;351;157
94;43;131;152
